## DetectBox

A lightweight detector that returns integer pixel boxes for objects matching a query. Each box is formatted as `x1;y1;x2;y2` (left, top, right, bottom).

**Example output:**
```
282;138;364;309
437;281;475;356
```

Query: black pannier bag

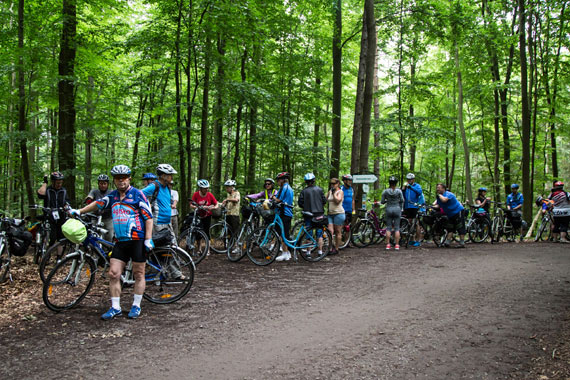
9;226;33;257
311;215;328;227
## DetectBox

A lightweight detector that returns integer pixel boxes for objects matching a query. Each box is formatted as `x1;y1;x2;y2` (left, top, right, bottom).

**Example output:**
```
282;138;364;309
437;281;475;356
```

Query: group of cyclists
30;165;569;320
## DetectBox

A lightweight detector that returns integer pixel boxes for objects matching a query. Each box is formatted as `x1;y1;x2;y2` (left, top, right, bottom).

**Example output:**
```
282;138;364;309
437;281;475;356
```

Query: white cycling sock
111;297;121;311
133;294;143;308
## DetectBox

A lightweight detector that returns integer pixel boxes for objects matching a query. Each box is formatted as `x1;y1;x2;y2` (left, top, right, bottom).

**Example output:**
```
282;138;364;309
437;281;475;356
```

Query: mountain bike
404;204;447;248
247;203;331;266
209;206;234;254
466;205;491;243
535;208;554;242
227;198;262;262
177;202;210;265
29;205;68;265
490;202;516;243
43;215;195;312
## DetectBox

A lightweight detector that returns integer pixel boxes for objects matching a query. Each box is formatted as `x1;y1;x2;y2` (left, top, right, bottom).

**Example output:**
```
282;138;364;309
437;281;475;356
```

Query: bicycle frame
263;211;319;251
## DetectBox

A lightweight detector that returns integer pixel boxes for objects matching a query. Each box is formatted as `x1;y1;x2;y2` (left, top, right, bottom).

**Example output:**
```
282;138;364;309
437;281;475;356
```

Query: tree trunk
212;35;225;198
199;35;211;180
454;40;472;203
84;76;95;196
519;0;532;223
351;12;367;175
313;76;321;170
246;104;257;189
232;47;247;180
373;27;380;192
174;0;187;216
330;0;342;179
58;0;77;204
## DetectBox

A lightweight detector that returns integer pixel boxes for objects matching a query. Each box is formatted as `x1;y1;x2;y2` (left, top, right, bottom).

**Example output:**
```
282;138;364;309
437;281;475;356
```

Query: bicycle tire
39;239;76;283
490;216;501;243
227;223;251;262
43;252;96;312
0;240;10;283
34;226;51;265
178;228;209;265
534;217;547;242
209;221;234;254
338;224;351;250
371;218;386;245
144;247;194;304
298;227;331;262
246;226;279;266
468;218;490;243
504;219;516;242
396;218;410;246
351;220;375;248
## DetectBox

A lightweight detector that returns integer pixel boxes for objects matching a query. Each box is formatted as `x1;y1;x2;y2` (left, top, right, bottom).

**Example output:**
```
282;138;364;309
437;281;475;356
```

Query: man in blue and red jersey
72;165;153;320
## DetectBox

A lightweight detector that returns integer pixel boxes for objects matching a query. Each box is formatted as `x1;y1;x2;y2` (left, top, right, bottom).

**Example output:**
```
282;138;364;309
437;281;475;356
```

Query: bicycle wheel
534;217;548;242
298;227;331;262
39;239;75;283
144;247;194;304
178;228;209;265
397;218;410;246
227;223;251;262
43;253;96;312
209;222;233;254
490;217;501;243
468;218;490;243
246;226;280;266
0;240;10;283
351;220;376;248
504;219;516;242
290;220;304;240
338;223;351;250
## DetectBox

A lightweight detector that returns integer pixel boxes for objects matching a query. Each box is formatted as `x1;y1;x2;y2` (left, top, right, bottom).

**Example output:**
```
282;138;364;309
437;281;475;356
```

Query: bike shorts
553;216;570;233
111;239;146;263
384;209;402;232
447;212;466;235
403;208;418;219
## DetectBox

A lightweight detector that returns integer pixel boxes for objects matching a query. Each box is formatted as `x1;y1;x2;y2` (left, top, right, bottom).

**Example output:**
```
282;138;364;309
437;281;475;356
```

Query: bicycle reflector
61;219;87;244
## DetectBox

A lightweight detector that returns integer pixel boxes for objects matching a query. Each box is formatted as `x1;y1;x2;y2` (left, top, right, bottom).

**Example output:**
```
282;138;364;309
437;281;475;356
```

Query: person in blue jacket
403;173;424;246
435;183;466;248
506;183;524;241
272;172;294;262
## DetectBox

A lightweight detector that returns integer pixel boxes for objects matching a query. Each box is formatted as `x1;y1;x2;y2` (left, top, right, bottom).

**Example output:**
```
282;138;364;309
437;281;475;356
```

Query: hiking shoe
412;241;421;247
408;240;416;246
275;251;291;261
395;244;400;251
101;307;122;320
386;244;392;250
328;248;338;255
128;305;141;319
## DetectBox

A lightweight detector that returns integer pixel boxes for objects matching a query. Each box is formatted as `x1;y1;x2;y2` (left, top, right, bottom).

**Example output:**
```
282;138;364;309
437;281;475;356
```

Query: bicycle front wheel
535;217;547;242
178;228;209;265
144;247;195;304
209;222;234;254
39;239;75;283
468;219;490;243
338;224;351;250
490;217;501;243
246;227;280;266
351;220;375;248
0;240;11;283
43;253;96;312
298;227;331;262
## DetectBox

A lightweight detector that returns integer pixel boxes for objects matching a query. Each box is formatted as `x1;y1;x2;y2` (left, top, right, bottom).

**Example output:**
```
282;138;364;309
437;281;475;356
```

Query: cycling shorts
111;240;146;263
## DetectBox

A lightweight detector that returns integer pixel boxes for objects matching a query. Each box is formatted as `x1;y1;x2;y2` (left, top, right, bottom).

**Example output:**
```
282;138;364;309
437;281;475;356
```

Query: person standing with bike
142;164;178;246
506;184;524;242
247;178;278;201
381;176;404;250
403;173;424;247
298;173;327;256
273;172;294;262
37;171;70;245
222;180;241;249
326;177;345;255
190;179;219;254
341;175;356;225
85;174;114;241
70;165;154;320
474;187;492;224
435;183;466;248
547;181;570;243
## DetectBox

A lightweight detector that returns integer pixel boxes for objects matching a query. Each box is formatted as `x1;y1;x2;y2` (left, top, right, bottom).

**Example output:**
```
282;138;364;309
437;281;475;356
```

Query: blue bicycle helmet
143;173;157;180
478;187;487;192
511;183;519;189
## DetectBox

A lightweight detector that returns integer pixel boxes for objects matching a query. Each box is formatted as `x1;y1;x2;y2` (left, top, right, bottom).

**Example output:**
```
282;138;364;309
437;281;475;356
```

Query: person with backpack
37;171;71;245
272;172;294;262
548;181;570;243
298;173;327;256
85;174;114;241
506;183;524;241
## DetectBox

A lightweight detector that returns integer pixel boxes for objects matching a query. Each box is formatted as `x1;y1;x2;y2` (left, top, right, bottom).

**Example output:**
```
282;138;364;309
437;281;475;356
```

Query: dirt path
1;242;569;379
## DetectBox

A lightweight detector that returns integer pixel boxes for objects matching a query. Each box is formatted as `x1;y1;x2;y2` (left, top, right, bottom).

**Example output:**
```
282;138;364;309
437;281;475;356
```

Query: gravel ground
0;241;569;379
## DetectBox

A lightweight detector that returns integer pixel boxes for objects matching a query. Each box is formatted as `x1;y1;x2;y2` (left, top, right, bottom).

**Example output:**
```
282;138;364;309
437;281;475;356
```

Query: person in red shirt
190;179;219;253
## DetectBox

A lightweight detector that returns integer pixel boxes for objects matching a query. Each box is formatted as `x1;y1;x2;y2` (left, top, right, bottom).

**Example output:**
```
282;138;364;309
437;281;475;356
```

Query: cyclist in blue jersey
506;183;524;241
341;175;355;224
142;164;177;244
435;183;466;248
71;165;153;320
403;173;424;246
272;172;294;261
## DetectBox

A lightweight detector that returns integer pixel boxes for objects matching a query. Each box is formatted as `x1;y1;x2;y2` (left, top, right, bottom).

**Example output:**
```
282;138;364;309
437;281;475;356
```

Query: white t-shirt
171;189;179;216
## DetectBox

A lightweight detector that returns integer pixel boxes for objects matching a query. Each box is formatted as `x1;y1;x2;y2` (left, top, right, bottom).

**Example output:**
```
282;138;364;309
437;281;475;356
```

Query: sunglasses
265;183;272;186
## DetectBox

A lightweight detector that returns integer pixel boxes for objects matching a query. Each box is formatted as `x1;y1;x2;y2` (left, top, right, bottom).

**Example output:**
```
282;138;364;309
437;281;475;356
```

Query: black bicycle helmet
388;175;398;185
50;171;64;181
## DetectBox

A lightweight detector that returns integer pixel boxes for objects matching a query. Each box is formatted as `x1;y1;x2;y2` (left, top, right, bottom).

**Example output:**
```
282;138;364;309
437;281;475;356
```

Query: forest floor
0;241;569;379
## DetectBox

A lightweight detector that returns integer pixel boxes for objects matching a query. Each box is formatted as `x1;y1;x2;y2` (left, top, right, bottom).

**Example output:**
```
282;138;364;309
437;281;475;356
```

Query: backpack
147;181;171;206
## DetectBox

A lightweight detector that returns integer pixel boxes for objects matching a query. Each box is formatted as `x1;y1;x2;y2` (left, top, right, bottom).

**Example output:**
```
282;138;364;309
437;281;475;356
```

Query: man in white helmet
142;164;178;245
222;180;240;248
403;173;424;246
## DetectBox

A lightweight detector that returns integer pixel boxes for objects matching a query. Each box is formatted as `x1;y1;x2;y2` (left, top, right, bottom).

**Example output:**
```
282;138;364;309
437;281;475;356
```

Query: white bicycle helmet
157;164;177;175
406;173;415;180
224;179;236;187
97;174;110;182
110;165;131;176
304;173;316;182
197;179;210;188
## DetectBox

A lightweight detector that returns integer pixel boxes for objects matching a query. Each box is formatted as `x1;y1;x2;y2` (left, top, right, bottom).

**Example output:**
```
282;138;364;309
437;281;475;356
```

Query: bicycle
534;207;554;242
177;202;210;265
351;204;409;247
466;205;491;243
0;215;32;283
490;202;517;243
247;202;332;266
43;215;195;312
292;213;352;251
29;205;68;265
227;198;262;262
209;206;234;254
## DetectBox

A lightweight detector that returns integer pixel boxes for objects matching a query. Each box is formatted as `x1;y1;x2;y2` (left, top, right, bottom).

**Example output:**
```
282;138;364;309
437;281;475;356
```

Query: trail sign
352;174;378;184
